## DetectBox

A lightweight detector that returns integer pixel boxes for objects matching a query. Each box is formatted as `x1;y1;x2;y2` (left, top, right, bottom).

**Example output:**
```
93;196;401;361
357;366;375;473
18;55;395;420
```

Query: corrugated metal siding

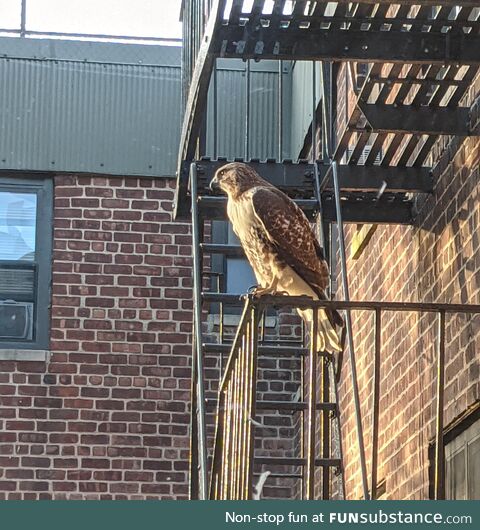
0;38;302;176
205;61;291;161
0;38;181;177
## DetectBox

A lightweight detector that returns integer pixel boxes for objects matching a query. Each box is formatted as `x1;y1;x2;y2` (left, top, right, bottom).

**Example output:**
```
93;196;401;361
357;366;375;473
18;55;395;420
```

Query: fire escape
176;1;480;500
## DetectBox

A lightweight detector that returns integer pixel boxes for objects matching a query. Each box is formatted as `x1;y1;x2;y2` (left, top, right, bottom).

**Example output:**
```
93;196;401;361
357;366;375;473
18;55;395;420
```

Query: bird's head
209;162;263;199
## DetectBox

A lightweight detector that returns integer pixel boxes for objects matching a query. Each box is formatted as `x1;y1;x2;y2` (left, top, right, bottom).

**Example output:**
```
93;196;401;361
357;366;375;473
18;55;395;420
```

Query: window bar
332;159;370;500
371;308;382;499
306;307;319;499
435;310;446;500
245;59;251;161
190;163;209;500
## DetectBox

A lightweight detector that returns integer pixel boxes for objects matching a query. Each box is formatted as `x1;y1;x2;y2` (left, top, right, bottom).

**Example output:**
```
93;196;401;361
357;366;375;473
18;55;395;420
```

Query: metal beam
318;165;433;193
189;160;433;195
215;28;480;65
358;103;475;136
200;195;413;224
334;0;479;5
322;198;413;224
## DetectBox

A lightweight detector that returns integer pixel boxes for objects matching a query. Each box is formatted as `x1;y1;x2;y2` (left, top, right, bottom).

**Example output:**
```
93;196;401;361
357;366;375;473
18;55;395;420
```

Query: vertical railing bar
238;321;248;498
232;343;240;499
371;308;382;500
300;326;306;499
307;307;318;499
278;60;283;162
247;304;259;499
219;388;228;499
245;59;251;161
240;312;250;499
224;381;233;499
435;310;446;500
321;354;330;500
332;160;370;500
312;62;317;162
190;163;209;500
188;333;199;499
213;57;218;159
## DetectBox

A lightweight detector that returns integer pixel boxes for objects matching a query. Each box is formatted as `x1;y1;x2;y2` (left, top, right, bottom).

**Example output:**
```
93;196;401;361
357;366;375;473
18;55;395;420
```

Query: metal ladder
189;156;354;499
187;57;369;500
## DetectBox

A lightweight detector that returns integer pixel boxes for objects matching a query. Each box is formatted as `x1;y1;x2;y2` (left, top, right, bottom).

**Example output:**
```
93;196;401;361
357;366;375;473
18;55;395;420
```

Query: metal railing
200;293;480;500
209;299;259;500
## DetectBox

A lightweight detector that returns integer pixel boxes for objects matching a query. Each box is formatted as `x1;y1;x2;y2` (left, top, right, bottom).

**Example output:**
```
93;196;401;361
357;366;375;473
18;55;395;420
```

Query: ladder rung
203;343;308;356
254;472;302;479
201;243;245;257
206;399;336;412
255;457;341;468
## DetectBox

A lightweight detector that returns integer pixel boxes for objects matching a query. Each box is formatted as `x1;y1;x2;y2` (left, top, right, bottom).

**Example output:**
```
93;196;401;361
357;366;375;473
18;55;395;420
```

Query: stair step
203;342;308;356
206;399;336;412
255;457;341;468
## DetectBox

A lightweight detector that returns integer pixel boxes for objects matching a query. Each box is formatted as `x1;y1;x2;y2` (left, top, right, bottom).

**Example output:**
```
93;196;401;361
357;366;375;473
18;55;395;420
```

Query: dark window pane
0;191;37;261
226;223;256;293
468;436;480;500
447;450;466;500
0;301;34;340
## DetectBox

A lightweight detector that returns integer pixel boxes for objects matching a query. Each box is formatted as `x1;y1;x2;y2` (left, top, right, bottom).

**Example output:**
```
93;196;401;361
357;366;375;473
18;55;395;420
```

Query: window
446;418;480;499
211;221;256;297
0;177;52;350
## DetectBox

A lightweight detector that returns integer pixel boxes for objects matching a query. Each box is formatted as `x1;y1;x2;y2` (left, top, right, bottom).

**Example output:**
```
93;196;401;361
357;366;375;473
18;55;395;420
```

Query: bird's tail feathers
298;308;343;353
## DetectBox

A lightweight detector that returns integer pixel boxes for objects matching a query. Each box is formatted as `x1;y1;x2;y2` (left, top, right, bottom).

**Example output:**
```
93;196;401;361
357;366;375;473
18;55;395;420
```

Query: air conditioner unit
0;300;33;340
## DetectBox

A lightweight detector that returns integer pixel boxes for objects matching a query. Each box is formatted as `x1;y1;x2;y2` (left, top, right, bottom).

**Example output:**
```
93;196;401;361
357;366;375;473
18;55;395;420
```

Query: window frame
0;175;53;350
445;418;480;500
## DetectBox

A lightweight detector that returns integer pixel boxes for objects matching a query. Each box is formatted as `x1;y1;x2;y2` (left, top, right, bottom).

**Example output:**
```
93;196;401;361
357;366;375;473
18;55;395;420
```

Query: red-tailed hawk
209;162;343;353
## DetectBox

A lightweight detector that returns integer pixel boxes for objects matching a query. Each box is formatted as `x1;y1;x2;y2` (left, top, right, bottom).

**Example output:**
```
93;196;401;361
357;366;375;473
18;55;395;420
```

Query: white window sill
0;349;50;361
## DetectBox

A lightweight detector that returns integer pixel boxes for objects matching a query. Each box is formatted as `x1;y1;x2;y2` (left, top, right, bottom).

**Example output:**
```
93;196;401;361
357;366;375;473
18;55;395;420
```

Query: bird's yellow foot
248;285;289;297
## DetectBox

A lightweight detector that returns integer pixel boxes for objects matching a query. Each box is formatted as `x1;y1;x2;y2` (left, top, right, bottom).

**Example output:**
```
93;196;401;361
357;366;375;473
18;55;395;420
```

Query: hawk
209;162;343;353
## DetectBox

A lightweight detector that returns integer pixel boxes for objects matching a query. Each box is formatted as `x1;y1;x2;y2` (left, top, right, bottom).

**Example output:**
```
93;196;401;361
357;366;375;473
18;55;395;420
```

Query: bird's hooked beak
209;175;220;192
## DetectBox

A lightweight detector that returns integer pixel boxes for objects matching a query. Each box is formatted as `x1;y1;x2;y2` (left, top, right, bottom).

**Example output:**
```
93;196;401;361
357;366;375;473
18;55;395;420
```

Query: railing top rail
202;292;480;314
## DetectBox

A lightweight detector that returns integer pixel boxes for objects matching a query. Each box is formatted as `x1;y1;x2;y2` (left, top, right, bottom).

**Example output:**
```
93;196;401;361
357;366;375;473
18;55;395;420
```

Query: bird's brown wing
251;186;329;293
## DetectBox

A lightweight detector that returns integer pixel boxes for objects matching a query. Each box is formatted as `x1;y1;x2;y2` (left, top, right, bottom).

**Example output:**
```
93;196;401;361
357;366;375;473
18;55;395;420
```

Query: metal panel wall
205;60;292;161
0;37;182;177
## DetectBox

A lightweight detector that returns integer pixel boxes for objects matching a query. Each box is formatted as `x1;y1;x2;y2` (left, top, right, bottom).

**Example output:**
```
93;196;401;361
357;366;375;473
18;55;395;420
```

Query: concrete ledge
0;349;50;361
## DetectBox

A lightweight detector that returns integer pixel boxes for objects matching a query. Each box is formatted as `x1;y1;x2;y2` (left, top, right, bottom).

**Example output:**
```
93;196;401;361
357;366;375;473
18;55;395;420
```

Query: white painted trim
0;349;50;361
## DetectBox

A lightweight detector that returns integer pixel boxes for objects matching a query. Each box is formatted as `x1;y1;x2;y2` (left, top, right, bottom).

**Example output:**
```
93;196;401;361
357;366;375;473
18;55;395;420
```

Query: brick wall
335;73;480;499
0;175;193;499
